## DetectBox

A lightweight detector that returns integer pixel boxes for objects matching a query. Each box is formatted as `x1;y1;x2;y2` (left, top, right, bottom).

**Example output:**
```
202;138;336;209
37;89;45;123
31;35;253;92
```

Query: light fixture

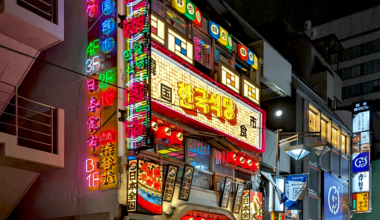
283;144;311;160
307;142;332;157
275;110;283;117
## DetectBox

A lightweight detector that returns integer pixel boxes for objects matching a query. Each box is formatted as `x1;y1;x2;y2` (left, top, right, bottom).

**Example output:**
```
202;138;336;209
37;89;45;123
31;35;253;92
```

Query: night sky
224;0;380;30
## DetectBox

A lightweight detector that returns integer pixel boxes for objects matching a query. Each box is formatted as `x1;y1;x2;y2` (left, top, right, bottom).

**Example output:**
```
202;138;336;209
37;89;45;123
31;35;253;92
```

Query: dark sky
224;0;380;30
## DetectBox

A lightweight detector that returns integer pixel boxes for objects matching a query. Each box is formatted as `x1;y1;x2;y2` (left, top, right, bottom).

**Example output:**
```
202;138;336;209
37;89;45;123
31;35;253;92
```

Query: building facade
1;0;294;220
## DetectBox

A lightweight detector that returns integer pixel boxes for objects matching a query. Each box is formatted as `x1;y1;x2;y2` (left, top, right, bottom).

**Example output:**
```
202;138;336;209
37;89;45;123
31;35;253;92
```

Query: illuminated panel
151;15;165;45
183;0;195;21
221;65;240;93
86;0;118;191
226;33;233;51
127;159;163;214
151;49;264;151
168;28;193;64
217;26;228;46
238;44;248;61
208;21;220;40
122;0;152;150
243;78;260;105
193;6;202;27
241;190;263;220
171;0;186;14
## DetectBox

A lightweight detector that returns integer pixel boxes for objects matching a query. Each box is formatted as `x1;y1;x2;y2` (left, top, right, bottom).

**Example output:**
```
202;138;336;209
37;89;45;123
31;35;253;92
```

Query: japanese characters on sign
163;165;178;202
127;159;164;214
220;177;233;208
241;190;263;220
323;172;343;220
232;184;245;213
86;0;118;191
152;50;264;152
171;0;202;27
352;172;370;193
178;165;194;201
353;192;369;212
123;0;152;150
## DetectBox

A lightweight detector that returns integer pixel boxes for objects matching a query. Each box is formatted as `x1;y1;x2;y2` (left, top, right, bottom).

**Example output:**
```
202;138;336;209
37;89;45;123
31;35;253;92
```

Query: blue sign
285;174;307;210
208;21;220;40
352;151;369;173
323;172;343;220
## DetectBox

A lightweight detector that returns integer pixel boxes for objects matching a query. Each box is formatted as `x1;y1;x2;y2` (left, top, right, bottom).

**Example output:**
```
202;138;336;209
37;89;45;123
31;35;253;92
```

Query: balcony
0;81;64;172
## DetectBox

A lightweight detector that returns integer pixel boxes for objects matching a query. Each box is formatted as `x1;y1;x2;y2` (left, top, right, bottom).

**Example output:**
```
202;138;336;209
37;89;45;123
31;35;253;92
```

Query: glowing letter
99;70;114;88
123;82;145;106
209;93;222;117
223;97;236;120
87;97;100;112
87;79;98;92
99;88;116;107
87;116;100;132
124;119;144;138
194;87;209;114
178;82;194;109
87;135;100;150
86;159;95;172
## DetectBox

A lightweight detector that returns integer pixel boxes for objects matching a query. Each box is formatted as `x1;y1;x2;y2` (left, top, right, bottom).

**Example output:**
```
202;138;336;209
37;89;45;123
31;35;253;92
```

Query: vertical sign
127;159;164;214
122;0;152;151
232;184;244;213
241;190;263;220
163;165;178;202
86;0;118;191
220;177;233;208
323;172;343;220
352;101;371;213
178;165;194;201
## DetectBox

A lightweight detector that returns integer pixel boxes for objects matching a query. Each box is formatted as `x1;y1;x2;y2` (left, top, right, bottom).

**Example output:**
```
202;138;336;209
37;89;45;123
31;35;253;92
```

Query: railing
17;0;58;24
0;81;56;153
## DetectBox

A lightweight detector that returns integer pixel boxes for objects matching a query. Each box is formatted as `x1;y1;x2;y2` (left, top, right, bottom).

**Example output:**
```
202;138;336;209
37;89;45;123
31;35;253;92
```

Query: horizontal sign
151;49;264;152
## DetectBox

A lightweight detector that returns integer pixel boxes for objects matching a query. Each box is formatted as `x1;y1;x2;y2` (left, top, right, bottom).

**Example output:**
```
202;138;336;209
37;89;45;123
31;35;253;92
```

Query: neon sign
86;0;118;191
122;0;151;150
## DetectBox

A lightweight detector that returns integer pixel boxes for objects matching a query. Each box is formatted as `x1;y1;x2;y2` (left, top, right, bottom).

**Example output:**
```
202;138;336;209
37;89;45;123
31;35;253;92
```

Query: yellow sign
151;49;264;152
357;192;369;212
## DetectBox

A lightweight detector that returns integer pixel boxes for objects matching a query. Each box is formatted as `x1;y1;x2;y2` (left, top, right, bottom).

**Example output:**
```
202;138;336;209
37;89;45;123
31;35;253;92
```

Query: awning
168;203;237;220
184;131;240;153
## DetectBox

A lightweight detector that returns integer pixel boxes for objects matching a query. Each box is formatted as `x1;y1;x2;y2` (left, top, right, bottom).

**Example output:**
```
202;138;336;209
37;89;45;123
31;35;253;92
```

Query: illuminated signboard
323;172;343;220
241;190;263;220
151;49;264;152
352;172;370;193
352;151;369;173
208;21;233;51
238;44;258;70
353;111;370;133
86;0;118;191
127;159;163;214
171;0;202;27
122;0;152;150
353;192;369;212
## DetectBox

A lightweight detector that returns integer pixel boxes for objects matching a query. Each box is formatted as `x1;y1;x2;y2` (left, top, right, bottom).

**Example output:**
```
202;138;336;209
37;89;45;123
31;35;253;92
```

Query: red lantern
195;217;205;220
243;159;253;170
250;161;259;171
169;131;183;146
235;155;245;167
226;152;236;164
181;216;195;220
156;126;171;140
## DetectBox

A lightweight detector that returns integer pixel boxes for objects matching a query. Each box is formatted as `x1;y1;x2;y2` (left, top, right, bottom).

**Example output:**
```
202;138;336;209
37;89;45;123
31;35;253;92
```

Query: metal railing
0;81;56;153
17;0;58;24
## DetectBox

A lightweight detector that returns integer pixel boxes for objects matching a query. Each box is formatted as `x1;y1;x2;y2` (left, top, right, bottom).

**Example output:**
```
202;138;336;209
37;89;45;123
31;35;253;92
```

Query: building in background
0;0;296;220
255;18;352;220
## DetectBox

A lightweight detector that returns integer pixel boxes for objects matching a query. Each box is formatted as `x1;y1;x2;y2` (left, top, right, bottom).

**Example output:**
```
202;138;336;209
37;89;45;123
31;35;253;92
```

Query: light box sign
352;151;370;173
127;159;163;215
86;0;118;191
353;111;370;133
353;192;369;212
241;190;263;220
122;0;152;150
323;172;343;220
352;172;370;193
151;49;265;152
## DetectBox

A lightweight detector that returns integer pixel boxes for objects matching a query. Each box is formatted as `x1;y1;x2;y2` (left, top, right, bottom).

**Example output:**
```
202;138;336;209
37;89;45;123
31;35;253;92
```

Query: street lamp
275;110;283;117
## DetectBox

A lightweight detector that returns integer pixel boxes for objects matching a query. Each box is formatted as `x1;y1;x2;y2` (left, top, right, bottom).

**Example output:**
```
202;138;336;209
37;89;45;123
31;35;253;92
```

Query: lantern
195;217;205;220
156;126;171;140
151;122;159;131
226;152;236;164
169;131;183;146
181;216;195;220
235;155;245;167
243;159;253;170
250;161;259;171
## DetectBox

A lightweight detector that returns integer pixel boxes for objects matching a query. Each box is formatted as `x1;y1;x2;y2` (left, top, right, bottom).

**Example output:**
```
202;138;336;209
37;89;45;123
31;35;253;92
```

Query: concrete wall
9;0;119;219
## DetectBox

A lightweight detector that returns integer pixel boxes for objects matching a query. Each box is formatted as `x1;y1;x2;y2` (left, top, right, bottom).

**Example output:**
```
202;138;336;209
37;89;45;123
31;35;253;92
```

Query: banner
285;174;307;210
261;171;287;204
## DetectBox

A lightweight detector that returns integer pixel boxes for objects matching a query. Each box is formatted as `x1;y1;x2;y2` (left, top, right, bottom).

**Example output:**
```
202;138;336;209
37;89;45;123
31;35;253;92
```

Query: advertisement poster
352;132;370;152
241;190;263;220
285;174;307;210
352;172;370;193
352;151;370;173
323;172;343;220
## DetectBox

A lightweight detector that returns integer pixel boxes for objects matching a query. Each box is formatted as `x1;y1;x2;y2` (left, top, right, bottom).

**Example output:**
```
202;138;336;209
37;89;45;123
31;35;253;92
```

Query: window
321;119;327;142
157;144;185;161
165;7;187;36
215;44;233;67
332;126;339;148
214;149;233;176
341;134;348;154
193;27;212;68
188;138;210;171
329;53;338;64
309;110;317;132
